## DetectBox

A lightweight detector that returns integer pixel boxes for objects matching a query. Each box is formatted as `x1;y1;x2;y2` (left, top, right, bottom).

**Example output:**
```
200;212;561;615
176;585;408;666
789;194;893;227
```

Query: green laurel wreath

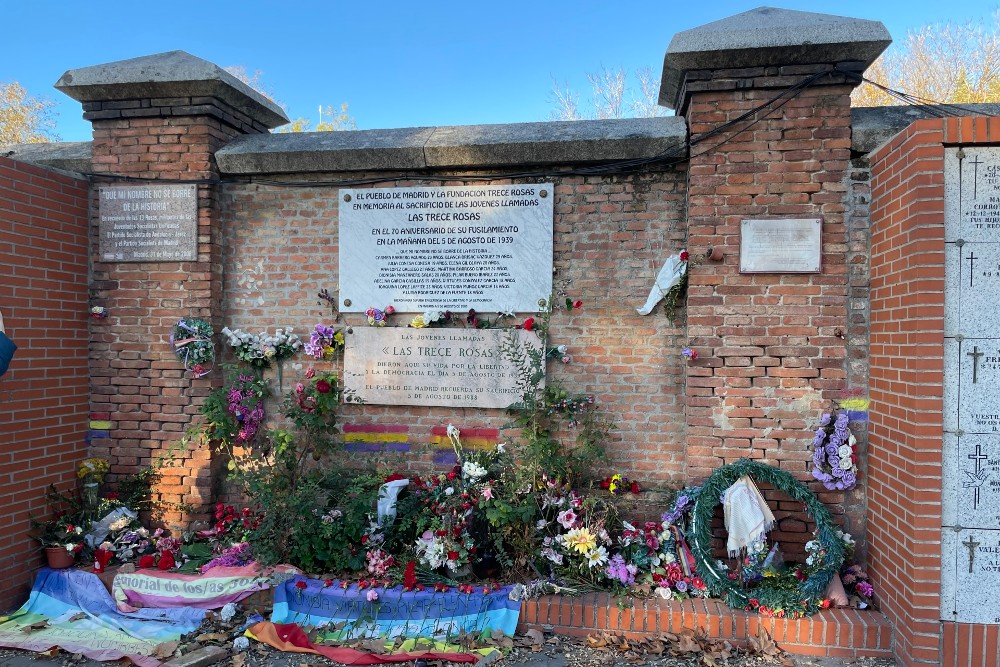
688;459;844;617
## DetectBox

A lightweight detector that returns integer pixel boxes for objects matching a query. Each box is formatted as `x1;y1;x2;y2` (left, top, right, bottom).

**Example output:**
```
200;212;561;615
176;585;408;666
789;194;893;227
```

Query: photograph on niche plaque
98;184;198;262
739;218;822;274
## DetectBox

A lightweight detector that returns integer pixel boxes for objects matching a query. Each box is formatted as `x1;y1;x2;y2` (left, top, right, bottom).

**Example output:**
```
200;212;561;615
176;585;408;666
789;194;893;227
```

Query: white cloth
722;475;775;557
376;478;411;527
636;254;687;316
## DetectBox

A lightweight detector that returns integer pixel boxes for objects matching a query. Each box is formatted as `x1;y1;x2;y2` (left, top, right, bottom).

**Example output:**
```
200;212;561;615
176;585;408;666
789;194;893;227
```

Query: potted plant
32;515;86;569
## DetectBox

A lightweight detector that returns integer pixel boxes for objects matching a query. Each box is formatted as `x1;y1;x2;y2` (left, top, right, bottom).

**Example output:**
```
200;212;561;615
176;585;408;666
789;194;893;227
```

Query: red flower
600;477;611;490
630;480;641;494
404;560;417;590
324;579;333;587
315;379;331;394
447;471;456;480
679;251;690;261
385;305;396;315
361;535;369;545
573;300;583;309
692;577;706;590
138;555;156;569
447;551;460;561
820;598;832;609
157;551;176;571
385;473;406;483
105;491;120;501
523;318;535;331
295;580;308;590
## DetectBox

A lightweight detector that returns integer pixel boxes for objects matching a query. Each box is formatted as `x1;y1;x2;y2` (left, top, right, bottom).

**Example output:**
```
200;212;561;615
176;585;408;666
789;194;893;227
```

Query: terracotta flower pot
45;546;76;569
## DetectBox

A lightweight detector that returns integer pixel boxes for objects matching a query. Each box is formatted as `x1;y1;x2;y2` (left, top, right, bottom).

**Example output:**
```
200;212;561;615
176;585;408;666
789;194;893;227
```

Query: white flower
447;423;460;439
233;637;250;652
496;442;506;453
557;344;568;354
137;528;149;538
444;487;454;496
220;602;238;622
74;526;84;535
836;530;855;546
536;519;548;530
462;461;487;480
557;510;577;529
586;546;609;568
424;310;442;323
64;543;76;553
99;541;114;551
655;586;673;600
838;444;852;458
840;456;853;470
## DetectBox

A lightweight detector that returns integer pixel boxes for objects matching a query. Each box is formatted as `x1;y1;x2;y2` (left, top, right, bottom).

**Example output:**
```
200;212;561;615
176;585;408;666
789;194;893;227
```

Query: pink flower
557;509;577;529
304;368;316;379
366;589;379;602
385;305;396;315
482;486;494;500
295;382;305;394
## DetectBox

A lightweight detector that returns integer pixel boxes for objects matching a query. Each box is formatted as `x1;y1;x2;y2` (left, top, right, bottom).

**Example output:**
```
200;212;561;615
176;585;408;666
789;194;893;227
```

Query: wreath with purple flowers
810;410;858;491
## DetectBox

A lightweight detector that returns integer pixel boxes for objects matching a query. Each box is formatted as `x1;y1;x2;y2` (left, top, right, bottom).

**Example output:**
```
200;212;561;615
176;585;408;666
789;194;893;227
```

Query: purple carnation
819;413;832;427
857;580;874;597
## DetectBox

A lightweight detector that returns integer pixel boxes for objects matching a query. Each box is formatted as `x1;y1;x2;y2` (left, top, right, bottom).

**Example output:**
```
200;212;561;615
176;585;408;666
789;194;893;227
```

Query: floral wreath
687;459;844;617
171;318;215;377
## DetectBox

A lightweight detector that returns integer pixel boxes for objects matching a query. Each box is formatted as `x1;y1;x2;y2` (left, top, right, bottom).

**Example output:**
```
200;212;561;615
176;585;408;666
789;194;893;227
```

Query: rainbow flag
0;568;205;667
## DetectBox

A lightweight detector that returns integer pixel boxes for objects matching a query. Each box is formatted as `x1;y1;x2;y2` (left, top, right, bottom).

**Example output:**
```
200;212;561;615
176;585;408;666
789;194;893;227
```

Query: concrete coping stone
55;50;288;130
660;7;891;109
0;141;93;174
852;103;1000;155
215;116;689;175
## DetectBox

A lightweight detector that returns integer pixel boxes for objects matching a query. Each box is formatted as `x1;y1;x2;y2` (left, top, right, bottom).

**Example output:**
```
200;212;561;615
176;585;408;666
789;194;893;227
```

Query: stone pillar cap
659;6;891;110
55;50;289;129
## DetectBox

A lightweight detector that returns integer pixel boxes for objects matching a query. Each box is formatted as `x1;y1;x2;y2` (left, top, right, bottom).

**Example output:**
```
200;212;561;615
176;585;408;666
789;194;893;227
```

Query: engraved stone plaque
942;528;1000;624
99;185;197;262
343;327;542;409
942;146;1000;623
739;218;821;273
339;184;553;313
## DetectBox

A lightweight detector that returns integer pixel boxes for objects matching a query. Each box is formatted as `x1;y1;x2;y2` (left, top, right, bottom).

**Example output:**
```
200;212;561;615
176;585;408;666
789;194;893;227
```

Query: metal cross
970;155;983;199
968;251;978;287
969;444;989;473
964;535;981;573
968;345;985;384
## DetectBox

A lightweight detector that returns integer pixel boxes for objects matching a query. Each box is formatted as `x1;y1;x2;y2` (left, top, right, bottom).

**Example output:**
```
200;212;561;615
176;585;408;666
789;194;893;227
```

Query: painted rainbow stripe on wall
342;423;412;454
430;426;500;464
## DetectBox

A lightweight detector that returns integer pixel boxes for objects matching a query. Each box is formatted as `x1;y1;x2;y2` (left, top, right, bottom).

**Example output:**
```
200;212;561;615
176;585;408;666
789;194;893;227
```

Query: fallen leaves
152;640;179;659
20;620;49;633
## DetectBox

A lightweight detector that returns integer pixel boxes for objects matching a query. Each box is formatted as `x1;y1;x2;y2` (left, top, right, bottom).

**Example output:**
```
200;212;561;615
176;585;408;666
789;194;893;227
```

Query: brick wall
218;170;689;488
0;156;90;610
86;99;263;526
868;116;1000;666
681;65;866;549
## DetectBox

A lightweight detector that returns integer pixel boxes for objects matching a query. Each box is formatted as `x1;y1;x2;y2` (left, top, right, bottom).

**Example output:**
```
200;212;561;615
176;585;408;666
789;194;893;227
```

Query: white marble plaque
942;528;1000;623
342;327;543;409
739;218;821;273
943;145;1000;623
99;185;197;262
944;147;1000;243
338;184;553;313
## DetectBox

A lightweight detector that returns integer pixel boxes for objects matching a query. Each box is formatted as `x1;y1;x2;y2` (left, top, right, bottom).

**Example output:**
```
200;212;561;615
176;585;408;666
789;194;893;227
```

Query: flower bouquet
171;318;215;377
304;324;345;360
810;410;858;491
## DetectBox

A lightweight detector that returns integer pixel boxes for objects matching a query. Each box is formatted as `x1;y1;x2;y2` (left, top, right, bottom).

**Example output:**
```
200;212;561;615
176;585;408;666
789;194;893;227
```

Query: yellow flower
410;315;428;329
333;331;345;347
564;527;596;555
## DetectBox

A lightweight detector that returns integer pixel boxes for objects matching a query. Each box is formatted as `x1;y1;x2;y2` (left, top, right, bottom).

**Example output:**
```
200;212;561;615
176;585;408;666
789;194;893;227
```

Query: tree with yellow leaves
853;15;1000;106
0;82;58;144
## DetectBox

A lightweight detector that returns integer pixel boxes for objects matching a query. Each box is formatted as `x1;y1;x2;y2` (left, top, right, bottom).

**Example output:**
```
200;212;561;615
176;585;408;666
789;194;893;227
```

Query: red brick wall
218;171;689;488
0;156;90;610
869;116;1000;666
682;66;864;547
85;101;260;526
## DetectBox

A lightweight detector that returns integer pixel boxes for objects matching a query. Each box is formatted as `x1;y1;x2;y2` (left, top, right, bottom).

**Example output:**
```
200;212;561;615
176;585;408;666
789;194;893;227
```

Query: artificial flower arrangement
33;515;86;555
365;306;395;326
533;475;615;584
304;324;345;360
220;326;302;369
811;409;858;491
89;306;108;319
171;318;215;377
599;473;641;495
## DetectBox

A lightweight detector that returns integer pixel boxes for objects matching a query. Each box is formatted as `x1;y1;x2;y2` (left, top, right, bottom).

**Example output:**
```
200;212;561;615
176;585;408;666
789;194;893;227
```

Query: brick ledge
517;593;893;659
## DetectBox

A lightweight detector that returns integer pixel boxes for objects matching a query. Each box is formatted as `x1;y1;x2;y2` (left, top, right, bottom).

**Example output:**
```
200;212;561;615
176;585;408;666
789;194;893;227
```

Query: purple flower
857;581;874;597
819;413;832;427
675;580;688;593
841;470;857;487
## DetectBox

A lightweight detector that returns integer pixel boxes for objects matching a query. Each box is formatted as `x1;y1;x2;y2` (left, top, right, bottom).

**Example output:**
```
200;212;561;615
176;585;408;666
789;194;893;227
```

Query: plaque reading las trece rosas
99;184;197;262
739;218;822;273
343;327;542;409
338;184;554;313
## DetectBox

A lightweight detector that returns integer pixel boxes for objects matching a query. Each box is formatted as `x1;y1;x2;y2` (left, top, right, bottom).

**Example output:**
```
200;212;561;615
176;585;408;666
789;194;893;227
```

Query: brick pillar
56;51;288;526
658;8;889;539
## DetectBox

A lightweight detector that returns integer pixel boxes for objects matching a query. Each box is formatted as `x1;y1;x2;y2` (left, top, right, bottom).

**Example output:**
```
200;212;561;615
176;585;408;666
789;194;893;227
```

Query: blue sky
2;1;997;142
